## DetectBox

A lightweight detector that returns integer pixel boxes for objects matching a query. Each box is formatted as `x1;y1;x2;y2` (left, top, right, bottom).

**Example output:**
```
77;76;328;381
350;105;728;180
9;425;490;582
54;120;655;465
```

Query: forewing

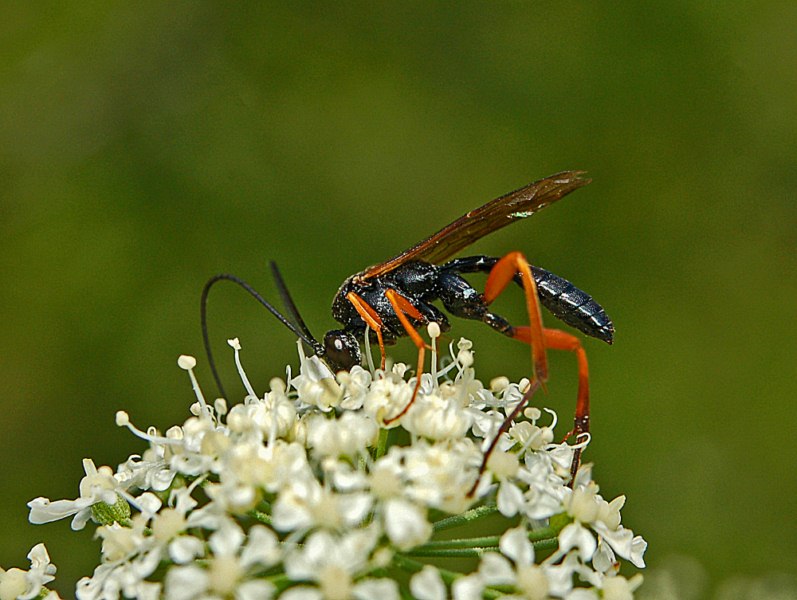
358;171;590;279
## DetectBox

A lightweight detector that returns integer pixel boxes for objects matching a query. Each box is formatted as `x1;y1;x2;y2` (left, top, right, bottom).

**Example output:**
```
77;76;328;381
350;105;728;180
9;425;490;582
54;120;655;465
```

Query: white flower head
24;336;646;599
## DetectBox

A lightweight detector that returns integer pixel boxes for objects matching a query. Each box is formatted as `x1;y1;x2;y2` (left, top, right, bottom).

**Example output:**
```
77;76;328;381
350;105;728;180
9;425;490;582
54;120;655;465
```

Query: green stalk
432;503;499;531
375;427;390;460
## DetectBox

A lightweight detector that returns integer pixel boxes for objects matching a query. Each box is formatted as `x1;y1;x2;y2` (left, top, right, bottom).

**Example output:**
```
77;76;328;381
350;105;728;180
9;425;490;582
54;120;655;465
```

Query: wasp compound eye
324;330;361;372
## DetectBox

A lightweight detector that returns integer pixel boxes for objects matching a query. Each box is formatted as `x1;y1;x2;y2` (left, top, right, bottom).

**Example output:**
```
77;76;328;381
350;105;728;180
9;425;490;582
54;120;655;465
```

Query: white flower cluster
0;544;58;600
19;336;646;599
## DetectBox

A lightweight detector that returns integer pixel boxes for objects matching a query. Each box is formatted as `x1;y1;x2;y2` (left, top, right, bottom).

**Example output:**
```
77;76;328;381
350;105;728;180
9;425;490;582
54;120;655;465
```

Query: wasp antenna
269;261;320;354
201;273;324;398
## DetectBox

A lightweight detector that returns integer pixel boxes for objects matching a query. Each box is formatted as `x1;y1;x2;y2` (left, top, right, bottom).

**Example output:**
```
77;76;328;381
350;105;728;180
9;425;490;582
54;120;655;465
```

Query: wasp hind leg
542;327;590;481
464;251;549;496
482;251;549;385
468;252;591;494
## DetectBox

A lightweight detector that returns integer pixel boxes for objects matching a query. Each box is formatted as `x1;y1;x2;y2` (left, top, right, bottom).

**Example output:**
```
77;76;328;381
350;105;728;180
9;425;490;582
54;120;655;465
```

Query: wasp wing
358;171;591;280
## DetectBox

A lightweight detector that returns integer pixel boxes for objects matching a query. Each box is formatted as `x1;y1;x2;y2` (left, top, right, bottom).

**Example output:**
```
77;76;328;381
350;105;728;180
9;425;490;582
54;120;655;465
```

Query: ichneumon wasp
201;171;613;494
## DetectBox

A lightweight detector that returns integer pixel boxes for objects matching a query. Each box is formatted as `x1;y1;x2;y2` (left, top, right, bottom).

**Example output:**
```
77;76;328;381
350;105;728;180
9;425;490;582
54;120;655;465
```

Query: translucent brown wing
357;171;591;280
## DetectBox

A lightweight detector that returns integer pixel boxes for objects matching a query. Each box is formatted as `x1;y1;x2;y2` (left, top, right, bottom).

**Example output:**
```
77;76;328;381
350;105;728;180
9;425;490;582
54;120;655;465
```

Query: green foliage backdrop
2;3;795;596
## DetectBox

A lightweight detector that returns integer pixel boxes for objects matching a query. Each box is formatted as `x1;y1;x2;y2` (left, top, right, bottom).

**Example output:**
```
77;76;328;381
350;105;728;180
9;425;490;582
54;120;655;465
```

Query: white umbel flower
19;337;646;599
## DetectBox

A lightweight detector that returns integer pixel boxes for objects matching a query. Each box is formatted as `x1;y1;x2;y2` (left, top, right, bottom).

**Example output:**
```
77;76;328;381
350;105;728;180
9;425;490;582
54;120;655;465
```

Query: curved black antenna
201;273;324;398
269;261;318;351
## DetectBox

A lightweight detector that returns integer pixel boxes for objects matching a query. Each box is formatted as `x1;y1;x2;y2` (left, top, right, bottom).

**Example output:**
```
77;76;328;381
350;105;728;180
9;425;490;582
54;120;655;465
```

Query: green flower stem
375;427;390;460
391;554;463;585
404;546;497;558
414;535;502;550
432;503;499;531
414;513;565;556
248;509;272;526
403;538;558;557
267;572;292;593
531;536;560;553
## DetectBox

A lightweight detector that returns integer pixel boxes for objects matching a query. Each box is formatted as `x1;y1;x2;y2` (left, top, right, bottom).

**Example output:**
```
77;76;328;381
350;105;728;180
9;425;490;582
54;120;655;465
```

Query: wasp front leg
346;288;430;423
383;288;428;424
346;291;388;370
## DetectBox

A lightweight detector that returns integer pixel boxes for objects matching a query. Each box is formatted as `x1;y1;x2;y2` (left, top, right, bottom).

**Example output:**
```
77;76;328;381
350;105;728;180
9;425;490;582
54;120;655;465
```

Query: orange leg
383;288;427;424
467;251;550;496
467;378;543;497
467;327;591;495
346;291;387;370
484;251;548;387
543;329;589;438
468;253;592;495
543;328;590;480
512;326;590;475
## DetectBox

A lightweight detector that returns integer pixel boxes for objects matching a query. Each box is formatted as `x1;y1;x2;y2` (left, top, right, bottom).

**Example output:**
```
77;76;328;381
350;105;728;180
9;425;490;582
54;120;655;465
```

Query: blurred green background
2;3;796;598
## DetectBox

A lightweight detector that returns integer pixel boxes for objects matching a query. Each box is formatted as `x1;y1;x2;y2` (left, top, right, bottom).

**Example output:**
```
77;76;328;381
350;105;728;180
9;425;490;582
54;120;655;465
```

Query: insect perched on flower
202;172;613;490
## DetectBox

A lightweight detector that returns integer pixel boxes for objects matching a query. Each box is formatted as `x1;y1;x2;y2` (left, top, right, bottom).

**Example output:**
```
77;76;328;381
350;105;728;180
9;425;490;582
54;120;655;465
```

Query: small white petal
279;588;322;600
452;573;484;600
0;569;29;600
135;492;162;518
499;526;535;566
384;499;432;551
353;578;399;600
410;565;447;600
27;497;92;526
208;520;245;556
543;552;582;597
169;536;204;564
240;525;281;568
164;565;209;600
496;480;525;517
630;535;648;568
235;579;276;600
592;539;616;574
593;523;647;567
559;522;597;562
478;553;515;585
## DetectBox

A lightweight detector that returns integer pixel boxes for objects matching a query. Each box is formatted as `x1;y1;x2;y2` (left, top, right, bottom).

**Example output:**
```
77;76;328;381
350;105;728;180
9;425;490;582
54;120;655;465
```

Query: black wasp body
327;257;613;372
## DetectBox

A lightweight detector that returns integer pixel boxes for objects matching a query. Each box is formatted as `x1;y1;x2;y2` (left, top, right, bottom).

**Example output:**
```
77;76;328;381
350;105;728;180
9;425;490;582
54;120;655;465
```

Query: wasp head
323;329;361;372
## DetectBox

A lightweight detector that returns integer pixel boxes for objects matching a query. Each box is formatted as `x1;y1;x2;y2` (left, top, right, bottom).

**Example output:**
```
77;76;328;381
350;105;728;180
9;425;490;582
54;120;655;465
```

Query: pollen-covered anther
486;448;520;478
490;376;510;392
457;348;474;368
177;355;197;370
